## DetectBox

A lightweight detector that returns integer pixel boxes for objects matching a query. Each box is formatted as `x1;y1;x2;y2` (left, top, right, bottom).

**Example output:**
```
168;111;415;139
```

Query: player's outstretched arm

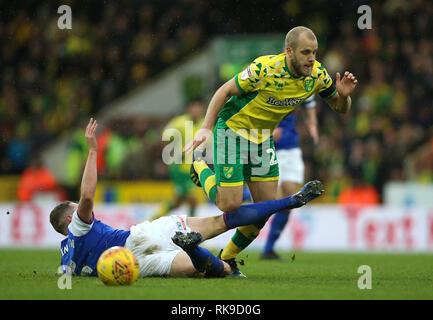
305;107;319;144
77;118;98;223
183;78;241;153
326;71;358;114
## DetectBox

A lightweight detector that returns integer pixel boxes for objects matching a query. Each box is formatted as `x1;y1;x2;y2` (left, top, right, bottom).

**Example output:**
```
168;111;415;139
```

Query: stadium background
0;0;432;253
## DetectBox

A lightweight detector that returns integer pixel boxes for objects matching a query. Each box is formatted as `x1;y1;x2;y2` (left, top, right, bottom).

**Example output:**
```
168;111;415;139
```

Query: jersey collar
283;55;304;80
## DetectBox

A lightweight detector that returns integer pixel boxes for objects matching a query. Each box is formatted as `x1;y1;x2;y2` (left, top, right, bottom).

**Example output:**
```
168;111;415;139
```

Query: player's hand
272;127;283;143
183;128;212;153
85;118;98;151
336;71;358;98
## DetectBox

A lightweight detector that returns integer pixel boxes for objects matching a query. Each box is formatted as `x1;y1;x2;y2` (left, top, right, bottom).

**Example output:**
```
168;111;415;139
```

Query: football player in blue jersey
261;95;319;260
50;118;324;278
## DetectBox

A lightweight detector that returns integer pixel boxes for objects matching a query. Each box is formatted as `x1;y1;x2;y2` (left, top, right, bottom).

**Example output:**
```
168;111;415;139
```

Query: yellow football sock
194;160;218;203
220;224;261;260
193;160;209;176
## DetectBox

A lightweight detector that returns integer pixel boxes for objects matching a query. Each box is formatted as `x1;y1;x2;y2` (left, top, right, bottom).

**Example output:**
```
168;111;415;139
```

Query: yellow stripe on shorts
249;176;279;182
219;181;244;187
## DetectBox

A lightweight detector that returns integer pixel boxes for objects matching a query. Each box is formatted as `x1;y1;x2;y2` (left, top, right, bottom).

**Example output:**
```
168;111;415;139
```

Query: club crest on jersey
223;166;234;179
304;78;315;92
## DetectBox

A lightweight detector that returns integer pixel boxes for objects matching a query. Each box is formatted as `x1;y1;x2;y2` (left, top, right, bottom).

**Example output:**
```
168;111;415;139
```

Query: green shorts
213;117;279;187
169;164;195;197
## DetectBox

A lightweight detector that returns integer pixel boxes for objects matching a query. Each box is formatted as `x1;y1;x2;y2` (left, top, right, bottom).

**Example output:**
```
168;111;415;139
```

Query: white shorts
125;215;191;277
276;148;304;184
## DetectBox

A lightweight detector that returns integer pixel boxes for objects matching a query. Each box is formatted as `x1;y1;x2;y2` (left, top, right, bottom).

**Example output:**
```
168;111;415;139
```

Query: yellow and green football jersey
218;52;336;144
164;113;204;172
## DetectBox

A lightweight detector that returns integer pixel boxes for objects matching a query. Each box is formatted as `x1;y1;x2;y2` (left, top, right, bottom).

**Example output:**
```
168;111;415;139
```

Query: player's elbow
327;100;349;114
80;193;94;203
216;85;232;101
335;101;351;114
221;78;241;98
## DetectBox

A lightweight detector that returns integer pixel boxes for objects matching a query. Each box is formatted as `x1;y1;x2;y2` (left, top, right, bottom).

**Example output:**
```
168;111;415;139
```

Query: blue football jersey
274;95;316;151
59;211;131;276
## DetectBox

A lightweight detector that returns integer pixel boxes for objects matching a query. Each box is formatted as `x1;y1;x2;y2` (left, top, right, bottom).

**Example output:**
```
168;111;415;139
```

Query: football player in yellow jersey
152;100;205;220
184;26;358;277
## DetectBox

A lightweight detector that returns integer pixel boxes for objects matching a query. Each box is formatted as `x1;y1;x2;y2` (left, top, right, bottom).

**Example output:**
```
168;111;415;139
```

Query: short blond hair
50;201;73;234
285;26;316;50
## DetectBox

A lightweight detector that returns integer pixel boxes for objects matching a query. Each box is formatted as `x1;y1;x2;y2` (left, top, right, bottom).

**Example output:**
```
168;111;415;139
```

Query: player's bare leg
187;180;322;243
169;251;202;277
215;185;244;212
170;234;231;277
178;180;323;277
187;215;229;240
261;181;299;260
247;180;278;203
220;180;278;257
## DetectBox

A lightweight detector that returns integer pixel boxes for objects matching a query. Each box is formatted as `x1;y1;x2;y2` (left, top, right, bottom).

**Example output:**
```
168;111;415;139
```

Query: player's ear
285;46;293;56
66;214;72;223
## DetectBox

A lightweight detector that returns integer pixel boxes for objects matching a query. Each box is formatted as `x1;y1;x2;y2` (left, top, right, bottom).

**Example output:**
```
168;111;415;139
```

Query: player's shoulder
311;60;329;79
252;52;285;67
245;53;286;80
68;210;94;237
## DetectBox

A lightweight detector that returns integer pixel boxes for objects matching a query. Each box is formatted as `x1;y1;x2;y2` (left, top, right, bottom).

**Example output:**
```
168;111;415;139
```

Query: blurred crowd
298;0;433;201
0;0;209;174
1;0;432;202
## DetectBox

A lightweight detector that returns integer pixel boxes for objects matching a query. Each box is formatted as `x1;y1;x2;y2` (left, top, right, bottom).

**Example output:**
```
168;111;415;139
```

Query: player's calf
222;180;324;229
172;231;228;277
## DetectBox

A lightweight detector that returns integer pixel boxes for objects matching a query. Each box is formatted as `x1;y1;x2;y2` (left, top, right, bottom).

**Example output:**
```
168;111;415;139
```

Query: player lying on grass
50;118;323;278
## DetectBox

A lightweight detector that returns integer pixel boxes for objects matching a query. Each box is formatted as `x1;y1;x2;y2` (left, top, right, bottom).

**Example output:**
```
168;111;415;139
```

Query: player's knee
216;200;242;213
215;186;243;212
281;182;300;197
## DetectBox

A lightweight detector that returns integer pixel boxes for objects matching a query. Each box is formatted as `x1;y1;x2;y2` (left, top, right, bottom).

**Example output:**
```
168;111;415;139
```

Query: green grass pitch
1;249;432;300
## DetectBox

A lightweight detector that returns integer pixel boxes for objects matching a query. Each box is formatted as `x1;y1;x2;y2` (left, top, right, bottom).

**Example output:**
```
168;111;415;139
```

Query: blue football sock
223;196;298;229
184;246;225;277
263;210;290;253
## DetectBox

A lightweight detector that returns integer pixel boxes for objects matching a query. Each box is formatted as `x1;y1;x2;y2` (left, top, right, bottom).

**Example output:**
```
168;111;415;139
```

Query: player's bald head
285;26;317;50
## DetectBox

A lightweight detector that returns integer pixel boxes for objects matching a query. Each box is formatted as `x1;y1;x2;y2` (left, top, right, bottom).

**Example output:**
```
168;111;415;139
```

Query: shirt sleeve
68;211;94;236
316;64;337;99
235;59;265;94
302;94;317;109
